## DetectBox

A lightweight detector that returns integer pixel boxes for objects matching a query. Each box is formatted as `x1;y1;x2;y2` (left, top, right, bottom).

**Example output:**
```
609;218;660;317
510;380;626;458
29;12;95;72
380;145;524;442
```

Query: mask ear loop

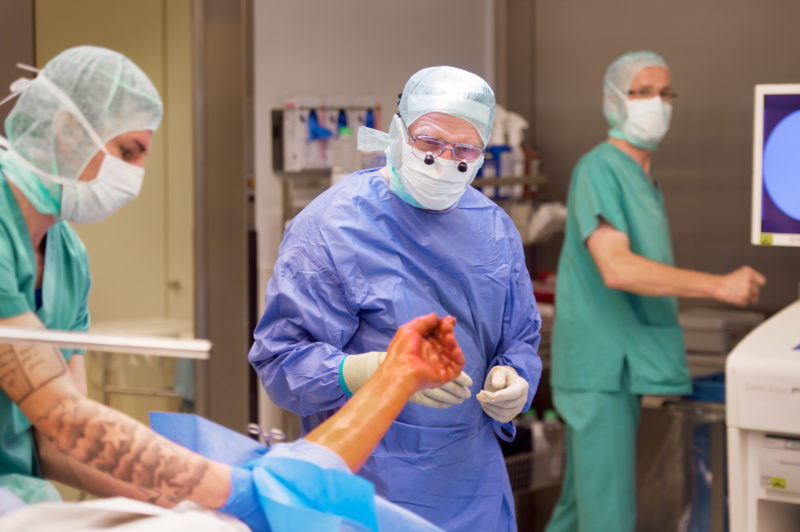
15;63;39;74
0;63;40;108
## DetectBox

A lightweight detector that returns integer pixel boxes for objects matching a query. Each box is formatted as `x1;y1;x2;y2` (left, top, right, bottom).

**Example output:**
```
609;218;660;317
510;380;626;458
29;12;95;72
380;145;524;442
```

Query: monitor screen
752;84;800;246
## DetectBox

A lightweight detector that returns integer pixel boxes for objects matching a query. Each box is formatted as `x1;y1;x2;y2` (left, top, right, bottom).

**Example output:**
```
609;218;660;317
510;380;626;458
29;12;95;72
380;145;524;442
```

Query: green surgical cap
398;66;495;146
1;45;163;211
603;51;668;135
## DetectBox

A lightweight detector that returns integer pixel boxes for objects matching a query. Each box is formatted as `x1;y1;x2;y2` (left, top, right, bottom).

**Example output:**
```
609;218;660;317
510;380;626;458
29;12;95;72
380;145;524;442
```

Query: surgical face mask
621;96;672;150
59;153;144;224
397;142;483;211
0;70;146;223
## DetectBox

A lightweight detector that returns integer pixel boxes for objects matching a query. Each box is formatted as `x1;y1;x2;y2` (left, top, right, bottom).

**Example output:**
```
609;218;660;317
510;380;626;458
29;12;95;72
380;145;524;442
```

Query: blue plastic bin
680;372;728;531
683;372;725;403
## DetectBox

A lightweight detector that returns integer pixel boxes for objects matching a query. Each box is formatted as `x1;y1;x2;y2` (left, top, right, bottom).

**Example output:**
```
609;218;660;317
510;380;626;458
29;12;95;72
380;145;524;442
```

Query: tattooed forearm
36;393;210;505
0;343;67;403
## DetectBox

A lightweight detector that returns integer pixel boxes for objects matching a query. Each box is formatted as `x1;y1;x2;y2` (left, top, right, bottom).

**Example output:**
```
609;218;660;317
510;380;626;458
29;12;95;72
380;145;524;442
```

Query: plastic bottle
483;105;506;200
505;112;529;199
485;145;511;199
488;104;508;147
480;150;497;199
543;409;565;480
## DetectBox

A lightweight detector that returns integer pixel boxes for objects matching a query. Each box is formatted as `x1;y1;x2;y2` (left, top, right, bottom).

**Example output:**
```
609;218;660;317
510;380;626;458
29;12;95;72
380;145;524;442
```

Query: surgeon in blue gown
249;66;542;532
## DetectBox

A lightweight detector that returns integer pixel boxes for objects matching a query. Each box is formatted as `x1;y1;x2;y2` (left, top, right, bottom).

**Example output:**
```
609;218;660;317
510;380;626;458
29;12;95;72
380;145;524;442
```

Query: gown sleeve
489;225;543;441
249;243;359;416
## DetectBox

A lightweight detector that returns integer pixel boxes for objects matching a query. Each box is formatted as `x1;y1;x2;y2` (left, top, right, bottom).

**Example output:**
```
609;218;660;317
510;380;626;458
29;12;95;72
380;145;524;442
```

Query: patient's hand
384;313;464;391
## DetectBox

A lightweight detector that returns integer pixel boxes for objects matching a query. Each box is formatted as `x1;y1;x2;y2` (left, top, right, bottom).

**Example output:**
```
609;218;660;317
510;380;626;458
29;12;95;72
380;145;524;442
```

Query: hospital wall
252;0;496;433
0;0;34;126
529;0;800;314
33;0;196;325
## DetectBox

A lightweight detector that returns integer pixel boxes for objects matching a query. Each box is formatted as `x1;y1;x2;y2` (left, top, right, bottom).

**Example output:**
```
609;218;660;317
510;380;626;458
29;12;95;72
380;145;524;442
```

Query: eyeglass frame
397;113;486;163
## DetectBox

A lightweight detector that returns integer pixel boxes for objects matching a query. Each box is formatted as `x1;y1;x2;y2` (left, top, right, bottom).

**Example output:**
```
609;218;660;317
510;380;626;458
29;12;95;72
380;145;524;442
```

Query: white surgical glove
410;371;472;408
476;365;529;423
340;351;385;396
341;352;472;408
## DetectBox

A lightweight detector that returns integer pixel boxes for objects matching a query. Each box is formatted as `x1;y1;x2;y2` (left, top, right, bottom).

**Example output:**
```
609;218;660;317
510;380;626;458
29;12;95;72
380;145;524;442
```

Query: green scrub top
551;143;690;395
0;171;91;496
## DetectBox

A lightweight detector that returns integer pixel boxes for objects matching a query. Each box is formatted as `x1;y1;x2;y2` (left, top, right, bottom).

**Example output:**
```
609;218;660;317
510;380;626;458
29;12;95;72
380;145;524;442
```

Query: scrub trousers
545;385;641;532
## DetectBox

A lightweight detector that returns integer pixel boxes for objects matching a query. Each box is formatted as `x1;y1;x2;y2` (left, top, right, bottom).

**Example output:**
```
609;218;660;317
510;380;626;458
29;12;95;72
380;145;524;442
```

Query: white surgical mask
398;143;482;211
395;130;483;211
0;71;145;223
59;152;144;224
622;96;672;150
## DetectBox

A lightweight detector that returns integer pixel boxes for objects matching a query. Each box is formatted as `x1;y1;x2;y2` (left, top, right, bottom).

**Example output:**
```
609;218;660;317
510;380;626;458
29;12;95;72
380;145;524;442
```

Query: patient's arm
0;312;231;509
305;313;464;472
35;429;168;500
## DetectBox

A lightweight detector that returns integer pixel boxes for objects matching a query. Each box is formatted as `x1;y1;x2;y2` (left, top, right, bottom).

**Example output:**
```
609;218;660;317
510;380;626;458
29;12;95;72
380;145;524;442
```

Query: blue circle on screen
764;110;800;221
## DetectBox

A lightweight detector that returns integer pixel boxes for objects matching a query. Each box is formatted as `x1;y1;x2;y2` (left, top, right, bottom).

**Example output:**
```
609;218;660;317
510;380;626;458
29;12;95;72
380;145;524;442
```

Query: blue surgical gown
249;168;542;532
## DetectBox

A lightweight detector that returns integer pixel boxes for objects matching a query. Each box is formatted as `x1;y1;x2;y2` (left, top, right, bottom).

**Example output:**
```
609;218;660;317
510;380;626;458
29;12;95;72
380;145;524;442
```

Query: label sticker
771;477;787;489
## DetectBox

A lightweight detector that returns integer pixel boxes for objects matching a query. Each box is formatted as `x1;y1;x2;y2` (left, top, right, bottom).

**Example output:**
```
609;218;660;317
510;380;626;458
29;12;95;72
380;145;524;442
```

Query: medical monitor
752;84;800;246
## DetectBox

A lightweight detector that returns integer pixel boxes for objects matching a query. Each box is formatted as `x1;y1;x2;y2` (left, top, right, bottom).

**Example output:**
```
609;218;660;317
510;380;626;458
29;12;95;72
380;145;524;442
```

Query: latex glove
340;350;386;396
218;466;267;532
409;370;473;408
476;365;529;423
341;352;472;408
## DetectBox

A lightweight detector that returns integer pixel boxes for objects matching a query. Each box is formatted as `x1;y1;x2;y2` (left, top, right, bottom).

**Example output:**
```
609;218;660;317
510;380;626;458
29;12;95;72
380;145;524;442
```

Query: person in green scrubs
0;172;90;502
545;51;766;532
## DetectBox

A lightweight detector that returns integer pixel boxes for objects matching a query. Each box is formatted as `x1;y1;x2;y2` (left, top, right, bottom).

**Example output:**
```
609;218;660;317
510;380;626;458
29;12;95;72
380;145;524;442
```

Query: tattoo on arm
0;343;67;403
36;393;210;505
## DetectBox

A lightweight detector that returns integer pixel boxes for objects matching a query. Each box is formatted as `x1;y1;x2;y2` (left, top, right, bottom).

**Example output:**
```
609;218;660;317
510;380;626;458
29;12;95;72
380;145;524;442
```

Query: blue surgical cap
398;66;495;146
603;51;669;135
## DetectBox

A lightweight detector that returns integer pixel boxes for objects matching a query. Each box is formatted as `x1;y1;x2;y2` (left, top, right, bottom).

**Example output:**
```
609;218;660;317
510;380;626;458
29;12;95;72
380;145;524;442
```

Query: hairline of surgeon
0;46;765;532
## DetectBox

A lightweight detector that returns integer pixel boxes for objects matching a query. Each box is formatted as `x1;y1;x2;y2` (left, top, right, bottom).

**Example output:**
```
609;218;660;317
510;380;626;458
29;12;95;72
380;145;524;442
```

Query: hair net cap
398;66;495;146
603;51;668;133
1;45;162;211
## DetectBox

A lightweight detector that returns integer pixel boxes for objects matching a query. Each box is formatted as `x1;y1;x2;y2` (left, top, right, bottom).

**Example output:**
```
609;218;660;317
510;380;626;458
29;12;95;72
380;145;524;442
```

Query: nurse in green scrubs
0;173;90;502
545;51;766;532
0;45;162;502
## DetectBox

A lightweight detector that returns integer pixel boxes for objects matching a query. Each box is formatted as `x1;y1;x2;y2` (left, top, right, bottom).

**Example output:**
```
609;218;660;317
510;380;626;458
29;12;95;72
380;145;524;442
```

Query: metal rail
0;327;211;359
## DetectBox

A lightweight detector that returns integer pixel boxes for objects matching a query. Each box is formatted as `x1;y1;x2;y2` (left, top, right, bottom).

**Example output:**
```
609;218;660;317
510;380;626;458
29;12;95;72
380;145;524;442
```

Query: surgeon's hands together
476;365;529;423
